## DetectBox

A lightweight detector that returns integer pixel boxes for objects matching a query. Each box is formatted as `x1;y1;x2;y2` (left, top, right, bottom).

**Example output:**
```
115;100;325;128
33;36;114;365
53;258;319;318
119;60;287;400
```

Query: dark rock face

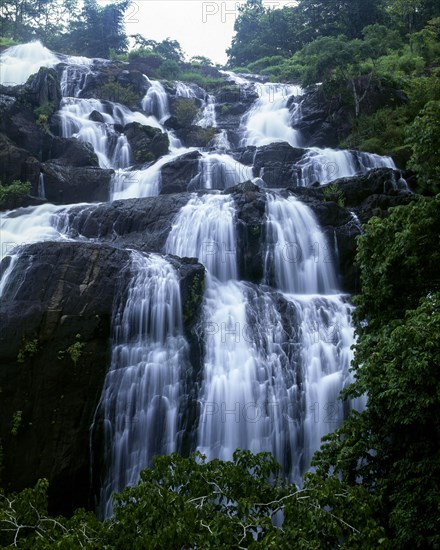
41;162;114;204
226;181;267;283
214;82;259;147
123;122;169;163
253;142;305;187
46;137;100;167
160;151;202;194
60;193;194;252
0;133;40;185
0;242;131;516
24;67;62;111
0;241;205;517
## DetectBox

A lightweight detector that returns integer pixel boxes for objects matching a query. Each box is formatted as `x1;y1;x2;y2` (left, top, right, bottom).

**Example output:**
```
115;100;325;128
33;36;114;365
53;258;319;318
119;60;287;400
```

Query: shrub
0;180;32;210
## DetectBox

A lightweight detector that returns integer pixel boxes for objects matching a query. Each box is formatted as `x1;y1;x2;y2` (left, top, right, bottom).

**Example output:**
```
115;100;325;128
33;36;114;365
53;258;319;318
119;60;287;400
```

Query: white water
0;203;74;261
0;41;59;86
297;147;396;186
190;153;253;191
264;195;338;293
196;95;217;128
37;173;46;199
59;97;161;169
59;55;95;97
142;78;170;123
99;251;188;517
240;82;302;147
164;192;354;483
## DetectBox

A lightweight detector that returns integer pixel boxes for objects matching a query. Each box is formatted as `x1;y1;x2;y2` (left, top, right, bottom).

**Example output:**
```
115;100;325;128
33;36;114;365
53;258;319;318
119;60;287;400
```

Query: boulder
46;136;100;167
40;162;114;204
253;142;305;187
123;122;169;163
24;67;62;111
160;151;202;194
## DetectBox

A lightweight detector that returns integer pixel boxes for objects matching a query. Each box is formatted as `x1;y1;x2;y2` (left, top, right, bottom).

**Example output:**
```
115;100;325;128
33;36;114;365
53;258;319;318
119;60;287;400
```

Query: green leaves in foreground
0;451;386;548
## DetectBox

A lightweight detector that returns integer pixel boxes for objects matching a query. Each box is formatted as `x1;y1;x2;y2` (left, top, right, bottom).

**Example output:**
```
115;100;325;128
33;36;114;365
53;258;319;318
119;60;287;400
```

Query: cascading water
166;194;271;461
142;78;170;123
164;192;355;483
58;55;96;97
264;195;338;294
58;98;160;169
240;82;302;147
99;251;189;517
37;173;46;199
0;42;394;513
189;153;253;191
0;41;59;86
0;203;75;261
297;147;396;185
264;194;356;474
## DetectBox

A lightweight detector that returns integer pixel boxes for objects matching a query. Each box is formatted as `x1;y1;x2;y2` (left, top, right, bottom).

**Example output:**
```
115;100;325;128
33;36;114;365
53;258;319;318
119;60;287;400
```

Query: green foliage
354;195;440;326
98;80;139;107
406;100;440;193
10;411;22;436
340;106;410;156
313;196;440;547
158;59;180;80
58;334;85;366
17;338;39;363
0;37;17;46
0;180;31;210
129;35;184;62
61;0;129;58
34;102;55;132
323;183;346;206
0;479;103;547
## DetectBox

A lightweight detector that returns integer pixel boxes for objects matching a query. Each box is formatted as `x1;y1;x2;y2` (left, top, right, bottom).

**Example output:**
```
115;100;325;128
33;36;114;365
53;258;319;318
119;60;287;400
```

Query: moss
184;273;205;325
11;411;22;436
172;97;198;126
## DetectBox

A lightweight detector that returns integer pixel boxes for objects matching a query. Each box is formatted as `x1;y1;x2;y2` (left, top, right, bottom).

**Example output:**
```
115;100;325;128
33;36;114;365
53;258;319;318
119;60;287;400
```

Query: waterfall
37;173;46;199
99;251;188;517
297;147;396;186
240;82;302;147
196;95;217;128
164;191;356;483
59;56;95;97
264;195;338;293
0;203;74;261
0;41;59;86
142;78;170;123
0;43;387;514
190;153;253;191
264;193;356;477
58;97;161;169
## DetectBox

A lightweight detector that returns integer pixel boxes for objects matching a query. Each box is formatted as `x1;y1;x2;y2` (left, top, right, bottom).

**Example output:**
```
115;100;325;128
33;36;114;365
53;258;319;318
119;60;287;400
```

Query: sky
98;1;297;65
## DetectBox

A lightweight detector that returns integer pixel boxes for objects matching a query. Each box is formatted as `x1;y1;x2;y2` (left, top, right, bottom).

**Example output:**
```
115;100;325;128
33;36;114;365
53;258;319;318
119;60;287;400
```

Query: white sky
98;1;297;65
